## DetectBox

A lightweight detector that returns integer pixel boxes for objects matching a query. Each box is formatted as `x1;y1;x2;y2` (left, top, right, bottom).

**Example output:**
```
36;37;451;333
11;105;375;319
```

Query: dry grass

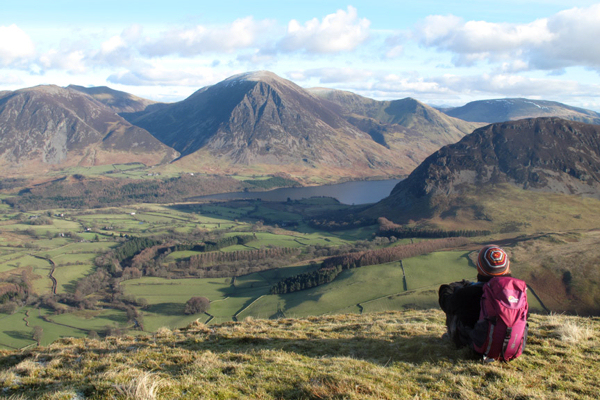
0;309;599;399
545;313;595;344
113;372;165;400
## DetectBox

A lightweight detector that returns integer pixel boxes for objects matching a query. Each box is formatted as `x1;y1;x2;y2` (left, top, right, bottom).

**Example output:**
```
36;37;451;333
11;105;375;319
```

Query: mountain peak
216;71;303;94
225;70;281;83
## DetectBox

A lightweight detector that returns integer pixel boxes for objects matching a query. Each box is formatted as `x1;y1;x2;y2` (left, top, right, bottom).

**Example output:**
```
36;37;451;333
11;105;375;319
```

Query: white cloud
93;25;143;67
101;35;127;55
140;17;275;57
412;4;600;72
292;67;374;84
107;65;230;87
384;33;405;59
0;73;24;86
413;15;552;67
236;47;277;65
39;49;87;73
529;4;600;70
429;73;600;101
278;6;370;53
0;25;36;66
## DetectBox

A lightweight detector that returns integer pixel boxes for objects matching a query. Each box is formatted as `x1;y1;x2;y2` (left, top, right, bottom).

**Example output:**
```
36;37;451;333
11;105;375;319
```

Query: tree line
377;227;491;239
270;237;469;294
171;247;303;277
376;217;490;239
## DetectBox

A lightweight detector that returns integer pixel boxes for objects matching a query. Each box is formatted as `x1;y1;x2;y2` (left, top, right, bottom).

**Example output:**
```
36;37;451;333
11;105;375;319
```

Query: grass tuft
113;371;165;400
546;314;595;344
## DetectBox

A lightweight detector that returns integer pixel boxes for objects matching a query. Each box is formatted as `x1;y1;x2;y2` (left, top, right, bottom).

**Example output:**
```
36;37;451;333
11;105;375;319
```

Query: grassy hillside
0;310;598;399
366;183;600;234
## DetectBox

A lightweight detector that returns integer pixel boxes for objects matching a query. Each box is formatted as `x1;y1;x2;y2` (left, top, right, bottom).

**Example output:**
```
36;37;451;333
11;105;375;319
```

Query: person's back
439;245;528;361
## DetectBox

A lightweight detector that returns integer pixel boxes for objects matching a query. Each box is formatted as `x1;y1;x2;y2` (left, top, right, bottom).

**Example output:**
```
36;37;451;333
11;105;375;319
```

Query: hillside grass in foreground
0;310;598;399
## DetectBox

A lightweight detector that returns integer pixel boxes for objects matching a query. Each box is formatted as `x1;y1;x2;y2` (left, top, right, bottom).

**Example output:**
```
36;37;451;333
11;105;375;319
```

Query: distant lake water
194;179;402;205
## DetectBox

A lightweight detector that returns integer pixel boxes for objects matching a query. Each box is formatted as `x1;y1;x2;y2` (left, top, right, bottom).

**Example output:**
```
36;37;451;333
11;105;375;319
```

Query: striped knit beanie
476;245;510;277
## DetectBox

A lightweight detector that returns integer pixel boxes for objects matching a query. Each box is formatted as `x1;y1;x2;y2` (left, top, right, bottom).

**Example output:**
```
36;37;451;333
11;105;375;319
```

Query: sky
2;0;600;110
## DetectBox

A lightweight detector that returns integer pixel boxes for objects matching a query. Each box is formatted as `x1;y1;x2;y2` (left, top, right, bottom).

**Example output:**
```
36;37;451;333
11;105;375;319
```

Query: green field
121;262;320;330
49;308;130;333
0;307;91;348
120;250;541;330
0;196;555;350
238;251;474;319
239;250;547;319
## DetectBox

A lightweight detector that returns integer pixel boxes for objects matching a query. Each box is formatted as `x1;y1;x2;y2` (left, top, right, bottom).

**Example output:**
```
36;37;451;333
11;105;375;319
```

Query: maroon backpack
470;276;529;362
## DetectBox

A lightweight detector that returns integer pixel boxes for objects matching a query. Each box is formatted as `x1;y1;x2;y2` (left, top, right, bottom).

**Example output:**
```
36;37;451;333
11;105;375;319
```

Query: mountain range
1;71;600;184
122;71;480;180
442;98;600;125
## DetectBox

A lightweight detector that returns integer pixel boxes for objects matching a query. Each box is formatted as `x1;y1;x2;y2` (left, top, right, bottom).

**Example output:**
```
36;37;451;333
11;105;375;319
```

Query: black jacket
438;280;485;347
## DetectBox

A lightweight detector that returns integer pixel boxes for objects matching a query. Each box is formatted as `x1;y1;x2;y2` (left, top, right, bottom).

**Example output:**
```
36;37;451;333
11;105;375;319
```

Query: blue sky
2;1;600;110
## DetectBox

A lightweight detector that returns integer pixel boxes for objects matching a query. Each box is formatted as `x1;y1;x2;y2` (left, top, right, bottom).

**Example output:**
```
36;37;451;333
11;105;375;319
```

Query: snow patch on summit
224;71;277;85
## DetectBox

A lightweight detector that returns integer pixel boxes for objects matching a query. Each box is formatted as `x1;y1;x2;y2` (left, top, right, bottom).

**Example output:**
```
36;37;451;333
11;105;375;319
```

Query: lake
195;179;402;205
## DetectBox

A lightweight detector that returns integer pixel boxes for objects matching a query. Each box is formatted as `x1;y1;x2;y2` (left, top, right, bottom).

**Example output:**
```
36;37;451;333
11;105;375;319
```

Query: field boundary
234;295;266;321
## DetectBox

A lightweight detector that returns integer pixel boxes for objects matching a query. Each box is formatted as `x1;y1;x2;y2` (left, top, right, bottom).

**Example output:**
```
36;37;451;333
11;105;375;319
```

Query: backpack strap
483;322;495;357
500;327;512;360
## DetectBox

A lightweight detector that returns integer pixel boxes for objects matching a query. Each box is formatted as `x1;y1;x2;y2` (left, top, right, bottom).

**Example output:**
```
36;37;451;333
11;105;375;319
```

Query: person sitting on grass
438;245;519;348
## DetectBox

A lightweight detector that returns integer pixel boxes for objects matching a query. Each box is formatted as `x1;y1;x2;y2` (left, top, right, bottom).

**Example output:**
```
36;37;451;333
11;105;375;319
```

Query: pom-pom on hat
477;245;510;277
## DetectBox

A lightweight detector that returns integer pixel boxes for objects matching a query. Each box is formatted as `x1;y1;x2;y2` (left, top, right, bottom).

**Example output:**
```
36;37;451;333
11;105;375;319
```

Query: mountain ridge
3;72;600;182
67;84;159;114
0;85;179;175
442;98;600;124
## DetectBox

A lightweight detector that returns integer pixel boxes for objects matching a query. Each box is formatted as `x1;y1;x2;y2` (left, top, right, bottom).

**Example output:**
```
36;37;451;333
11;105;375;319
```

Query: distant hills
2;71;600;182
0;85;179;176
309;87;481;166
441;98;600;125
67;84;159;114
367;117;600;229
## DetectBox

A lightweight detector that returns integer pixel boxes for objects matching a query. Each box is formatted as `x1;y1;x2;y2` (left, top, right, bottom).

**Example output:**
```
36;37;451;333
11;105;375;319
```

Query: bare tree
184;297;210;315
32;326;44;346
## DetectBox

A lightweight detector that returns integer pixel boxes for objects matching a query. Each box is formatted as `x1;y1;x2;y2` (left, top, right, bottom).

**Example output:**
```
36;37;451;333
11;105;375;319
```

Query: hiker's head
476;245;510;281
